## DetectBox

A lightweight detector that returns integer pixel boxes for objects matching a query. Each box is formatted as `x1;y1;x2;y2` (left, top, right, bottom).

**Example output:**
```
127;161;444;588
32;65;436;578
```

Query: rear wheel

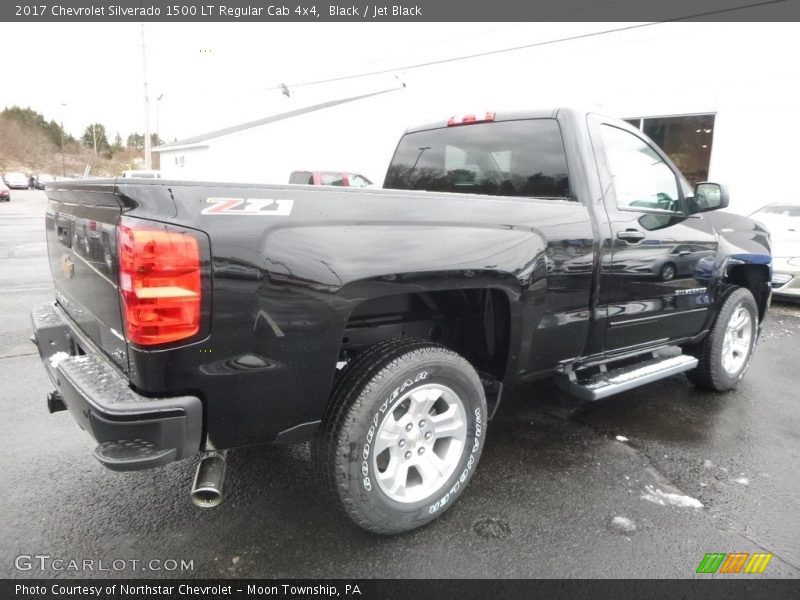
313;338;487;534
685;287;758;391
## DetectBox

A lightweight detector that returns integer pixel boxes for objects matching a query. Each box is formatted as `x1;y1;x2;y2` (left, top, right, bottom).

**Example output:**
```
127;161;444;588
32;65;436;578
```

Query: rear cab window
289;171;314;184
385;119;572;200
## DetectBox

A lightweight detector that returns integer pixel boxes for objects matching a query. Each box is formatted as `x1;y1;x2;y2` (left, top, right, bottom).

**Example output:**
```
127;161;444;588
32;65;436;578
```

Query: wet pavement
1;190;799;579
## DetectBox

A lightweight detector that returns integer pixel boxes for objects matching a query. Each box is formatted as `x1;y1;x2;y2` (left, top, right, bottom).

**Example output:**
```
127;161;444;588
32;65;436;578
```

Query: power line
265;0;788;93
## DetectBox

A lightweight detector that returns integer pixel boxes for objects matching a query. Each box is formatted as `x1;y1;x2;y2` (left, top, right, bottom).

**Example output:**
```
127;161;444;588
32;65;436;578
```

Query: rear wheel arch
337;287;514;385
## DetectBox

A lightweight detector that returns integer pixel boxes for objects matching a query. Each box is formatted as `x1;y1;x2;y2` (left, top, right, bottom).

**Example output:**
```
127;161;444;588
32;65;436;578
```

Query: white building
154;87;409;186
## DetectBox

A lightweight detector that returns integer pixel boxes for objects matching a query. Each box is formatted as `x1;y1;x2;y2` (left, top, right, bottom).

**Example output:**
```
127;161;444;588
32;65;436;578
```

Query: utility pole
59;102;67;177
156;93;164;144
141;23;152;170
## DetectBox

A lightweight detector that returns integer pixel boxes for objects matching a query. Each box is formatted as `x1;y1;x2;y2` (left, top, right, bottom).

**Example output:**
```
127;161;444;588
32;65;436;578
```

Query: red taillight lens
117;218;202;346
447;112;496;127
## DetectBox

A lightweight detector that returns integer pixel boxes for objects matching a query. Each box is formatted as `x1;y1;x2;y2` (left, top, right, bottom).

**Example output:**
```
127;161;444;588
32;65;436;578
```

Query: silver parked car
750;203;800;301
34;174;55;189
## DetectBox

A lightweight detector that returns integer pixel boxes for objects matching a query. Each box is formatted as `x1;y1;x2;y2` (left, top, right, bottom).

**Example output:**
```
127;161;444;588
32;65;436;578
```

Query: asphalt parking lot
2;190;799;579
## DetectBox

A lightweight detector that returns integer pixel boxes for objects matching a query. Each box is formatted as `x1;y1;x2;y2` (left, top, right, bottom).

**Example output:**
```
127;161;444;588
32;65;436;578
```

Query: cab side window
600;125;681;213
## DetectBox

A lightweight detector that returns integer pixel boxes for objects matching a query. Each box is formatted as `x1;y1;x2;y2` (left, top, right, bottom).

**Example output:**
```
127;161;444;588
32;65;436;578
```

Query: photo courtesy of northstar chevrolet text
1;0;800;595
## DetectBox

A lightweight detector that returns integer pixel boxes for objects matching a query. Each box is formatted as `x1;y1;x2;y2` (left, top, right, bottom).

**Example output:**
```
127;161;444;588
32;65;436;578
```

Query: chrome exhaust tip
191;452;226;508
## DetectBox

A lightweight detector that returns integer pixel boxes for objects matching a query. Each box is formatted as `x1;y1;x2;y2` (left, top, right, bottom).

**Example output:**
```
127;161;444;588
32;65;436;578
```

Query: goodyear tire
313;338;487;534
685;287;758;391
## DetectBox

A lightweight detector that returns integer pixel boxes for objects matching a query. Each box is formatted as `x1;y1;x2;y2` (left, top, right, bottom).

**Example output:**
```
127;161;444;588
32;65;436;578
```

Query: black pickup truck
32;108;771;534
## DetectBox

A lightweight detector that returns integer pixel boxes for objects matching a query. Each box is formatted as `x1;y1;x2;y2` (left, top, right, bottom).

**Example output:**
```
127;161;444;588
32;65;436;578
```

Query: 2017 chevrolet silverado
32;108;771;534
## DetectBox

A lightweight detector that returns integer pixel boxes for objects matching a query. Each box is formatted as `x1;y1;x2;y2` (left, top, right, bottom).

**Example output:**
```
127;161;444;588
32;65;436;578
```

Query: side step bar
558;354;698;401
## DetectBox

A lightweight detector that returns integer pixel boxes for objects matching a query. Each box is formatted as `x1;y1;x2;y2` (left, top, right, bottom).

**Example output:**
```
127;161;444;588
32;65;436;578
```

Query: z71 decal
202;197;294;216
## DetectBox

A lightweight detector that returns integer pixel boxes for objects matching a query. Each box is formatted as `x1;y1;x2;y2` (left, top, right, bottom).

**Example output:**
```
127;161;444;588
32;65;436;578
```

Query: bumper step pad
94;440;177;470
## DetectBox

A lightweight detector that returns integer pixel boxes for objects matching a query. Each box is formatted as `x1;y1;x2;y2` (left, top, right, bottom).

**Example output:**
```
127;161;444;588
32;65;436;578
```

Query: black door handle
616;229;646;243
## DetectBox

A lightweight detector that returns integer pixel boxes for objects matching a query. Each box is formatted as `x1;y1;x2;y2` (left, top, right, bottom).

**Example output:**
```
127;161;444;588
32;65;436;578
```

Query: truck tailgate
44;181;128;371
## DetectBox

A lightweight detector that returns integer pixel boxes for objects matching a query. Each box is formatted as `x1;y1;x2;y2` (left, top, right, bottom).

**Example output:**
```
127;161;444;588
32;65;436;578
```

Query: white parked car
3;172;29;189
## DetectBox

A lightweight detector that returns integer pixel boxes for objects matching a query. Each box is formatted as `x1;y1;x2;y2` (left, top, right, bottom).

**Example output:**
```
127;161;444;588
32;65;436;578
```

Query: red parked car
0;181;11;202
289;170;373;188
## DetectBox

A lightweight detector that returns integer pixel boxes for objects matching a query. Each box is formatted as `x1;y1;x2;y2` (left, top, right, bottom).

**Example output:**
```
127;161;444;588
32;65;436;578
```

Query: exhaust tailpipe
191;451;226;508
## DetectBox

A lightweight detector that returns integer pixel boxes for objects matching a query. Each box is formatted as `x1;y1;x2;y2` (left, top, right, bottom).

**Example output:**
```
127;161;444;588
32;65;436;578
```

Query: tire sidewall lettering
428;406;482;515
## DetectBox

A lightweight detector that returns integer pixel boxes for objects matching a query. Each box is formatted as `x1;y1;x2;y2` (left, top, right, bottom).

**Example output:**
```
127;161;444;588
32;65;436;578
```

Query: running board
558;354;698;401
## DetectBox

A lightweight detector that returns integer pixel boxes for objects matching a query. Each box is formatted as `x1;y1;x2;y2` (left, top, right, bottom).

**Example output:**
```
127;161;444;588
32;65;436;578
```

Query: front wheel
685;287;758;391
660;262;677;282
313;338;487;534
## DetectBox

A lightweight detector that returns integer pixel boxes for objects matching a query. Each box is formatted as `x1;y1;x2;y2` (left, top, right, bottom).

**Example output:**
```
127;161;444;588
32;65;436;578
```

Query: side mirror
690;182;729;213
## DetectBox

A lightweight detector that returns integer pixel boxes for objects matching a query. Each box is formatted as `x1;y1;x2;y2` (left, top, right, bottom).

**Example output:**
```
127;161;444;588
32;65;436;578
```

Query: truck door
587;115;718;353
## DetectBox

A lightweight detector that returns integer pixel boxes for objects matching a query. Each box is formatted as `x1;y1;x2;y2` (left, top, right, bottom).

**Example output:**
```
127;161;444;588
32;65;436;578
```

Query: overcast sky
0;22;797;143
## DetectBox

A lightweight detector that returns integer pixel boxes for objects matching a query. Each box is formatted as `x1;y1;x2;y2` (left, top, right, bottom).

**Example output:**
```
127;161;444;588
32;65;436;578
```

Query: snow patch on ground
733;477;750;486
640;485;703;508
610;516;637;534
615;435;629;442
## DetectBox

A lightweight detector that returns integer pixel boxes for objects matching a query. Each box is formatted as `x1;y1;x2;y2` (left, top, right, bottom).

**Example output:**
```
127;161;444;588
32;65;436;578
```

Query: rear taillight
117;218;202;346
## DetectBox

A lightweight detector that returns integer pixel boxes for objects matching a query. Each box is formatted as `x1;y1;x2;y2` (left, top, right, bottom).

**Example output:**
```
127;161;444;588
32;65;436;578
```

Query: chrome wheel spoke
378;460;409;496
732;338;749;354
408;387;441;419
722;353;733;372
414;454;447;483
429;408;466;439
374;428;402;456
379;416;407;437
732;308;748;330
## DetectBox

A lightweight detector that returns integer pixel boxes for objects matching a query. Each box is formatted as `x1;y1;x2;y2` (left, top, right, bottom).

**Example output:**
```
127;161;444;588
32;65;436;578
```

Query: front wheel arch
723;263;771;322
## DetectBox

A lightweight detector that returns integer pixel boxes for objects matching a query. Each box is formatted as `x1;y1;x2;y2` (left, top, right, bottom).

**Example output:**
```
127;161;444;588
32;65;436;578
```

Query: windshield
385;119;571;199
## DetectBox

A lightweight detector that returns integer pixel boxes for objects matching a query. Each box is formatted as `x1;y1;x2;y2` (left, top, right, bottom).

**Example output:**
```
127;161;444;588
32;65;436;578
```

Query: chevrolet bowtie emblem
61;254;74;279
